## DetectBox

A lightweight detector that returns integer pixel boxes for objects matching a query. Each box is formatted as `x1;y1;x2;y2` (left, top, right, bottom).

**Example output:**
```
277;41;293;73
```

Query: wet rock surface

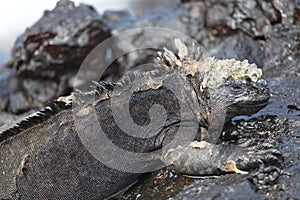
0;0;299;199
121;104;299;199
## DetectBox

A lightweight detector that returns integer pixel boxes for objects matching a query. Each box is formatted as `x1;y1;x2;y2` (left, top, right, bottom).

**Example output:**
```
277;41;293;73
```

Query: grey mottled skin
0;41;278;199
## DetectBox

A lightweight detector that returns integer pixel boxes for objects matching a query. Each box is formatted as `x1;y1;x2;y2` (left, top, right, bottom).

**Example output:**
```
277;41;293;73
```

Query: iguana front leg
161;140;282;176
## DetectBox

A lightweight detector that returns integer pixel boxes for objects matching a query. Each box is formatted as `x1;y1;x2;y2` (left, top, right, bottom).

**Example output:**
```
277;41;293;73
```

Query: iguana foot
161;141;282;176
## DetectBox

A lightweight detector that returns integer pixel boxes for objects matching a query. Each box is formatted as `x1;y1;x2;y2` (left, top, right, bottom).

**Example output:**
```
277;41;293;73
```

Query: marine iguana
0;39;280;199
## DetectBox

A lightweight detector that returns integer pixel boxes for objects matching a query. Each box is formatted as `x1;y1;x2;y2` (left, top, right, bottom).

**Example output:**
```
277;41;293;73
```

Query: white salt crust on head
158;38;263;89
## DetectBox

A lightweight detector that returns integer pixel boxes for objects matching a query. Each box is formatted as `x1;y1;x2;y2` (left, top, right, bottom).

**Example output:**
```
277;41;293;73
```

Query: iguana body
0;40;276;199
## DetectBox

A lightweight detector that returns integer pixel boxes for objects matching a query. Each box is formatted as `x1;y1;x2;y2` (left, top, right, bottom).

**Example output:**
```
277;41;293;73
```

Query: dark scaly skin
0;85;186;199
0;46;276;199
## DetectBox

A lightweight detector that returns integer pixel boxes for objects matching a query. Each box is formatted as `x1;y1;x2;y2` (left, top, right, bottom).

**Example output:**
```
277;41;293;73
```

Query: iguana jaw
234;99;269;108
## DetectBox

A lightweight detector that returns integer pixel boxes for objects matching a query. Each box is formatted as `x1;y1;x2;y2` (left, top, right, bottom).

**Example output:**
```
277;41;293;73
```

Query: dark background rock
12;0;109;79
102;0;299;74
0;0;110;114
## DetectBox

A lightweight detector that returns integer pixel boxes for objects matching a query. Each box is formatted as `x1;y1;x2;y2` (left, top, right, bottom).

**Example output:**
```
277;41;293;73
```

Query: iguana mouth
226;99;269;121
236;99;269;108
234;99;269;108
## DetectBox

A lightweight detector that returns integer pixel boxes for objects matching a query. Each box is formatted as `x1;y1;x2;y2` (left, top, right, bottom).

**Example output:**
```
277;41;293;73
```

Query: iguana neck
187;74;211;129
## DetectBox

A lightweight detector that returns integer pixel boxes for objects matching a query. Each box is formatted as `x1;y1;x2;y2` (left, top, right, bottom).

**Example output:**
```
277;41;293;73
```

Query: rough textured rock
102;0;299;73
0;0;110;114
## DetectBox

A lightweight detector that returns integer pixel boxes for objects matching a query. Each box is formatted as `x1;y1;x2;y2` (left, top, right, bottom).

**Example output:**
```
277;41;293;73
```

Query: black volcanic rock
0;0;110;114
102;0;299;73
12;0;109;78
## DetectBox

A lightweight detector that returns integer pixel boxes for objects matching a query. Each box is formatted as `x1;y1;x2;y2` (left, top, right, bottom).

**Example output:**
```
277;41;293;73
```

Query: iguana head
197;56;270;121
207;76;270;121
157;39;270;122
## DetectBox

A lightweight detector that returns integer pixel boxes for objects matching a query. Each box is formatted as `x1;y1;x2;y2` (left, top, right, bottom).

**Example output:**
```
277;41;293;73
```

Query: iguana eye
229;85;244;94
